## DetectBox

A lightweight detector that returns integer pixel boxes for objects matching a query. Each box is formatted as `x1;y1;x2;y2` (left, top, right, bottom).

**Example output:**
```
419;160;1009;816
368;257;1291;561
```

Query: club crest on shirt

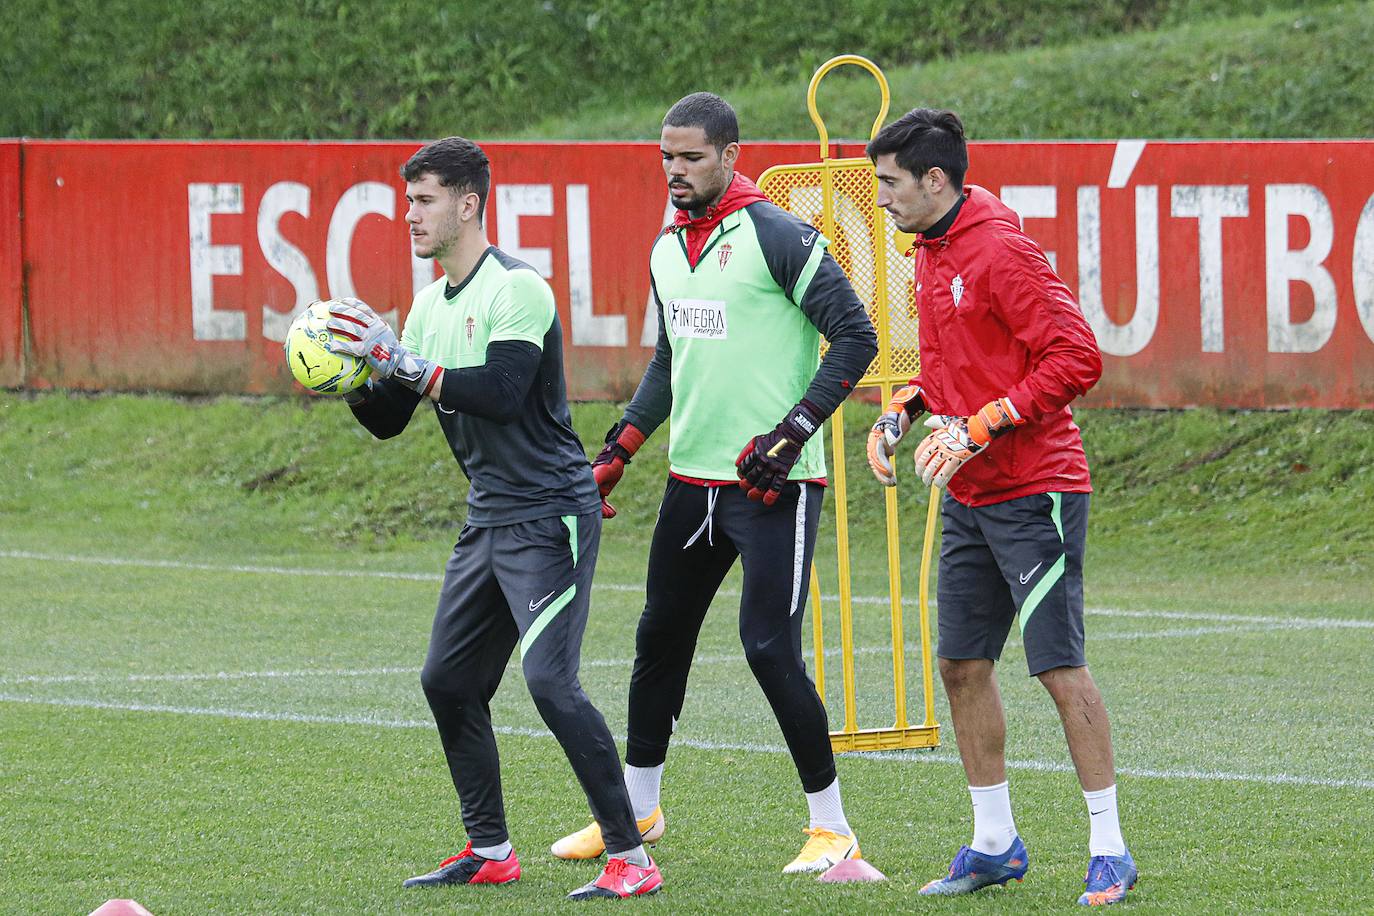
464;316;475;345
718;243;732;271
951;274;965;307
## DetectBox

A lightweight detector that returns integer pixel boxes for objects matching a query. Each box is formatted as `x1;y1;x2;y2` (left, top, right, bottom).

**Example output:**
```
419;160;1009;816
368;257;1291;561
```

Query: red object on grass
89;900;154;916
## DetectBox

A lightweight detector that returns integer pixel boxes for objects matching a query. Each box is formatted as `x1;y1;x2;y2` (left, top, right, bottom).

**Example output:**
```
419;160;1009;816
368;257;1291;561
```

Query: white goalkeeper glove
866;385;925;486
913;397;1025;488
324;298;442;396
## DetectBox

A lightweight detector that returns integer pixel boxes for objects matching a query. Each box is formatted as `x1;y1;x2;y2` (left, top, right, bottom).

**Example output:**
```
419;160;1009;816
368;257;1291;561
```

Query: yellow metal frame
761;55;940;753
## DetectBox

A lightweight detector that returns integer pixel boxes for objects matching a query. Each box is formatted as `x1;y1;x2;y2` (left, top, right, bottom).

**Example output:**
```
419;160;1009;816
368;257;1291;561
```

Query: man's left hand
736;402;822;506
913;397;1024;488
325;298;440;395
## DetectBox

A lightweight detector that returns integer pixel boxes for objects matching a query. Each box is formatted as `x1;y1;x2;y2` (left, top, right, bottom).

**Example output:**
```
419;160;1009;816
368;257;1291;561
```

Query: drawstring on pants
683;486;720;548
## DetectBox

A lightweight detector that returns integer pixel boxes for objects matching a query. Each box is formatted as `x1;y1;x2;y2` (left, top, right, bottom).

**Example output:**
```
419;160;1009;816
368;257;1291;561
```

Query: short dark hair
663;92;740;152
866;108;968;190
401;136;491;221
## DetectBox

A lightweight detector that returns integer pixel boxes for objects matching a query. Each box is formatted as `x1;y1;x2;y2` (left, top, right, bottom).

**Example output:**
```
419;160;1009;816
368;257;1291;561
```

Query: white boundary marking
0;623;1325;688
1;692;1369;791
3;548;1371;630
3;548;1371;792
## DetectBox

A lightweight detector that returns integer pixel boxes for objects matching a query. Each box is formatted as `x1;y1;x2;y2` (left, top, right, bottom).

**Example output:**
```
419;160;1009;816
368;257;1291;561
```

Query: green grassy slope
0;0;1361;140
2;393;1369;612
523;1;1374;141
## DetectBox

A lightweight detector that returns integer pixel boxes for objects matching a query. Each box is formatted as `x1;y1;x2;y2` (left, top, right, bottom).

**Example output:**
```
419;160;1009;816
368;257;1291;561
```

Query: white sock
1084;784;1127;856
472;840;512;861
805;777;851;835
624;763;663;821
611;844;651;867
969;782;1017;855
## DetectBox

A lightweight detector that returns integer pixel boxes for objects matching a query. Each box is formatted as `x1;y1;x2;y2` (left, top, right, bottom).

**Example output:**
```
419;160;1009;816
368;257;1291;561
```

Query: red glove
591;420;645;518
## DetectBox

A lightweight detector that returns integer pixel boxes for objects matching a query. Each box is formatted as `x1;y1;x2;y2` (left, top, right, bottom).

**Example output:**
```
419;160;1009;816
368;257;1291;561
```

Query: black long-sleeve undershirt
347;340;542;438
346;374;421;440
436;340;541;424
622;278;674;437
792;252;879;416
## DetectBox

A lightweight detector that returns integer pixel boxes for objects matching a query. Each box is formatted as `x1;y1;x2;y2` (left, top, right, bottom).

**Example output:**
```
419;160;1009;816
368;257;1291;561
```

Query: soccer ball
283;300;372;394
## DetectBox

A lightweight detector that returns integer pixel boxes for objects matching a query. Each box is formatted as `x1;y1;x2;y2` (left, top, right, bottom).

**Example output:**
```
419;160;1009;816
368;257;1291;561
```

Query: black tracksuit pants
625;478;837;792
419;510;640;853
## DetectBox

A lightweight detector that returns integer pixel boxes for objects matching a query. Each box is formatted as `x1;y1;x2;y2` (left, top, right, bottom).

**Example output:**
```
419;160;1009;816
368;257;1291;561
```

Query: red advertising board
964;140;1374;408
0;141;21;387
13;139;1374;407
20;140;818;398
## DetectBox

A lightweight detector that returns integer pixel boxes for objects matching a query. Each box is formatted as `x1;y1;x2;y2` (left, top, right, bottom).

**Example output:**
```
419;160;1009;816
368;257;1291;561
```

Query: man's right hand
866;384;925;486
591;420;645;518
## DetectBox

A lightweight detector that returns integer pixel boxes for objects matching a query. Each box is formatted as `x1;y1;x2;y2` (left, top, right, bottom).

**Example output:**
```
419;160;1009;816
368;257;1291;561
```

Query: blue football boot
919;836;1029;895
1078;849;1137;905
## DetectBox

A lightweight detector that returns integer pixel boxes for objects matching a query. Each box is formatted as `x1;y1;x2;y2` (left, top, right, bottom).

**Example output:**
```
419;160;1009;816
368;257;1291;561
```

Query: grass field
2;393;1372;913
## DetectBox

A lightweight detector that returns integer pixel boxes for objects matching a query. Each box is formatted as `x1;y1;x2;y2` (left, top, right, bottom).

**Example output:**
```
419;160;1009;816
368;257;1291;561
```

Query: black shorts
936;491;1089;676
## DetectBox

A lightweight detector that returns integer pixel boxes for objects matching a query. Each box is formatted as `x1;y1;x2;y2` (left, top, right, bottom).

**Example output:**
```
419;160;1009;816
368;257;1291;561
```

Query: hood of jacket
670;172;770;267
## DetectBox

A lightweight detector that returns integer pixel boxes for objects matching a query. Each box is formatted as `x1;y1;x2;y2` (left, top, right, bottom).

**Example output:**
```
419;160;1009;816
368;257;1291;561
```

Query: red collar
668;173;770;267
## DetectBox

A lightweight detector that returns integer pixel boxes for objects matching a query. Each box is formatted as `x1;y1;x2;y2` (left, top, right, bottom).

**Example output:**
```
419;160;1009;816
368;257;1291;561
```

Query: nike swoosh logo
1090;808;1108;816
529;590;557;613
437;405;456;415
624;873;655;893
754;631;785;653
1019;561;1043;585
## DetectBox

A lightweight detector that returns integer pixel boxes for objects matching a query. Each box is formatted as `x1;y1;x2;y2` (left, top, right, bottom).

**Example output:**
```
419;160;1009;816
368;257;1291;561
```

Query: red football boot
402;842;520;887
567;856;663;900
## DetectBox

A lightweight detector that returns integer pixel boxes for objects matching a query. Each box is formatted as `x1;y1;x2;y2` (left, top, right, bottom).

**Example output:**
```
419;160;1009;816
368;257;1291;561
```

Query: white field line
0;622;1310;688
4;548;1372;631
2;691;1371;791
0;666;419;686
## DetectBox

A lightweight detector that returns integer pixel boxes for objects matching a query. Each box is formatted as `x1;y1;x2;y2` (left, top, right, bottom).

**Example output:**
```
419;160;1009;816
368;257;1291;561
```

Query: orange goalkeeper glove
866;384;925;486
914;397;1025;488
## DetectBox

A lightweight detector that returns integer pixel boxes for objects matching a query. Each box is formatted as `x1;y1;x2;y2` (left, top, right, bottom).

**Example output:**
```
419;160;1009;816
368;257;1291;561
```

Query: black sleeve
347;376;423;440
622;271;674;437
796;252;879;416
750;202;879;418
436;339;542;425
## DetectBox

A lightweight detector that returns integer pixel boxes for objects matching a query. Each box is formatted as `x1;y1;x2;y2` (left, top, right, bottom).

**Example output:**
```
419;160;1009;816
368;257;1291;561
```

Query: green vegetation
2;391;1372;913
526;1;1374;142
4;0;1373;907
1;0;1365;140
3;393;1368;610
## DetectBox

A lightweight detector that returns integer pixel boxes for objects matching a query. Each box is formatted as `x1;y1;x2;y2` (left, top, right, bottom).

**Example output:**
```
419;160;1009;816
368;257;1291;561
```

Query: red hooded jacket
911;185;1102;506
669;172;769;267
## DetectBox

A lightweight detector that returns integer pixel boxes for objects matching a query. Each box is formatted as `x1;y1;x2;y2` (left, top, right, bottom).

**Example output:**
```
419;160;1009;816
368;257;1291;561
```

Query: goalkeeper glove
735;401;822;506
591;419;645;519
914;397;1024;488
866;384;925;486
324;298;442;396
